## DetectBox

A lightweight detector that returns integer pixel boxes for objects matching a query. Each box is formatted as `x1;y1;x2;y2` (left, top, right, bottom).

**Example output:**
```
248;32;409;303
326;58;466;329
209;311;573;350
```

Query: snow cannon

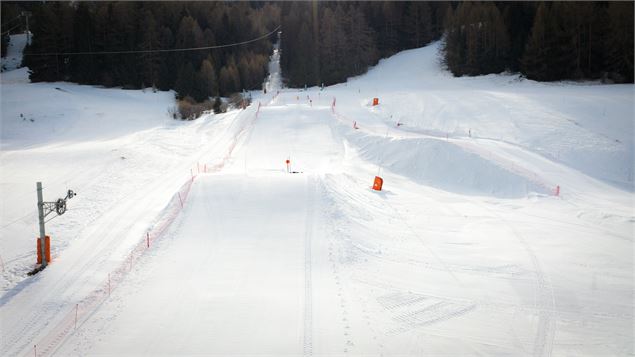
372;97;379;106
372;176;383;191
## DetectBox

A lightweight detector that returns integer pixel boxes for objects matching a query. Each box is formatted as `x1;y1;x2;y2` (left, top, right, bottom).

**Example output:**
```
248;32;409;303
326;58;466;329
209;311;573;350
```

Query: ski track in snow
303;176;315;357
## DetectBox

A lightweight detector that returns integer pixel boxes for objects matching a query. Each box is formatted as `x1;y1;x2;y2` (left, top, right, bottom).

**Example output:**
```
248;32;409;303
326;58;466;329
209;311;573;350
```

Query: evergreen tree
70;2;96;84
25;4;63;82
157;26;175;91
139;9;161;89
219;64;240;96
502;3;536;72
175;61;195;99
348;7;378;76
194;58;217;101
404;2;432;48
549;2;577;80
605;1;634;82
521;3;553;80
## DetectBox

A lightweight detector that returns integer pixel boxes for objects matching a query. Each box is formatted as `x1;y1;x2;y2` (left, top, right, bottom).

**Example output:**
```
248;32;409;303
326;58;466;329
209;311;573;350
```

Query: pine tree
521;3;553;81
70;2;96;84
175;61;196;99
139;9;161;89
194;59;217;101
404;2;432;49
549;2;576;80
605;2;634;82
502;3;536;72
25;4;63;82
238;55;253;89
319;7;339;85
157;26;175;91
175;15;205;73
219;63;240;95
348;7;378;76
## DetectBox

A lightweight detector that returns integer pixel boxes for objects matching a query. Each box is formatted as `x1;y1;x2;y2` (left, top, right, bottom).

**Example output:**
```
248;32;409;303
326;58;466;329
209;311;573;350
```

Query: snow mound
334;41;634;191
342;128;546;198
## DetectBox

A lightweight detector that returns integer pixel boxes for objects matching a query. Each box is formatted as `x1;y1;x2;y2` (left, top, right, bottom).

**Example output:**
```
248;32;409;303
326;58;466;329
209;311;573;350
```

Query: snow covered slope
0;55;248;293
1;33;27;72
331;42;634;191
1;37;633;356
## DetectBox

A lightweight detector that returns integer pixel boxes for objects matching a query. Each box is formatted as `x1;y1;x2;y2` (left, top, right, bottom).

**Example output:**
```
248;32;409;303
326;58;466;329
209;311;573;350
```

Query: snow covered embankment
331;41;634;192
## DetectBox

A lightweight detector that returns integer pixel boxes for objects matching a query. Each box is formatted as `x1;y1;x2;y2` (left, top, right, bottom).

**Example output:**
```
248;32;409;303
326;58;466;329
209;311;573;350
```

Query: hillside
1;36;633;356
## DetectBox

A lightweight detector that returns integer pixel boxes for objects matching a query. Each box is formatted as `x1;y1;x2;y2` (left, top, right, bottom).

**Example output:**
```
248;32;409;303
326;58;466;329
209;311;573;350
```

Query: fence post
147;232;150;248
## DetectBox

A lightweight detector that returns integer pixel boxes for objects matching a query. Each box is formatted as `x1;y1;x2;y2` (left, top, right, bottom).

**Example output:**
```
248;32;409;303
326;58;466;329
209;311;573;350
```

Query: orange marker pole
372;176;383;191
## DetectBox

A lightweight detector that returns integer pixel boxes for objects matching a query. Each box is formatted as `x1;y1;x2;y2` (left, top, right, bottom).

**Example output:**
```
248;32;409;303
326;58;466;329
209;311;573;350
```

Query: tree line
3;1;633;99
281;1;633;86
280;1;447;87
444;1;633;82
18;1;280;101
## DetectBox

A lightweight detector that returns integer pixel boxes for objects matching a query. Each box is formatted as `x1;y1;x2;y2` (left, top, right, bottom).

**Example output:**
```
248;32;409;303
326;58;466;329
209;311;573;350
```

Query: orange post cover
36;235;51;264
372;176;383;191
372;98;379;106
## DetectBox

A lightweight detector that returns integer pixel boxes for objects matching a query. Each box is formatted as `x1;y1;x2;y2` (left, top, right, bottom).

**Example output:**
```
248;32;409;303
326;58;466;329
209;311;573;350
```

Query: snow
332;43;635;190
1;33;28;72
1;34;633;356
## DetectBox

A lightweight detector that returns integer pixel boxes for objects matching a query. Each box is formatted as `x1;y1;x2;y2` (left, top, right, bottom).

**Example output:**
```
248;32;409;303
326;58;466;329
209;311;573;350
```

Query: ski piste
1;35;633;356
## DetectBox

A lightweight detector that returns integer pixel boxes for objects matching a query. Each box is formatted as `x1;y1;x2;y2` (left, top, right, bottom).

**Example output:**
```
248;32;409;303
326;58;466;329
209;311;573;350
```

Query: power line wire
1;24;21;36
24;25;281;57
1;14;23;29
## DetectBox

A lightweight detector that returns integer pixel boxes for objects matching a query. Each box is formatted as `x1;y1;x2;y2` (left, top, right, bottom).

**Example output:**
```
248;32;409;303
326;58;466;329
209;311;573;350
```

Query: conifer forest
2;1;633;101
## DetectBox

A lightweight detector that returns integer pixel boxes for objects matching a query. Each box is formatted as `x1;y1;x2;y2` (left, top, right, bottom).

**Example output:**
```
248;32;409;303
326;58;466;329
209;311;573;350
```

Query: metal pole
36;182;47;267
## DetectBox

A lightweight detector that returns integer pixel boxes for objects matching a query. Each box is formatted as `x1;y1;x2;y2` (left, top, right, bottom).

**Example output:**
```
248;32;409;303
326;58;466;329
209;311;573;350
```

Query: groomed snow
1;35;633;356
